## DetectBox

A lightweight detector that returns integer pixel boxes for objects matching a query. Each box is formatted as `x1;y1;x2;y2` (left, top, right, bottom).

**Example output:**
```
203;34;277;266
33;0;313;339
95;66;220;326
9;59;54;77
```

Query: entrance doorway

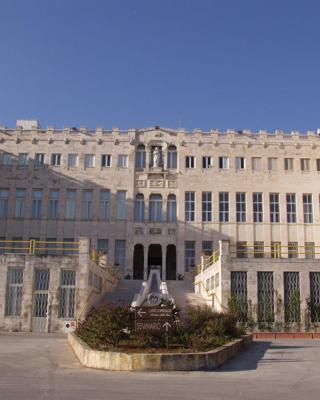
148;244;162;278
133;244;144;280
166;244;176;280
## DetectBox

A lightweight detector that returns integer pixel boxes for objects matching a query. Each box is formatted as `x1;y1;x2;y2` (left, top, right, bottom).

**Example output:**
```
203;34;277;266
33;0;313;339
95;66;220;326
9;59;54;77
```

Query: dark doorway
148;244;162;278
166;244;176;280
133;244;144;280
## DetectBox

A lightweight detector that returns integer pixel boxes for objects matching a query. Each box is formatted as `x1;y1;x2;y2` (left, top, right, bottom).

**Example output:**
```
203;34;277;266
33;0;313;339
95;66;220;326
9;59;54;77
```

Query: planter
68;332;252;371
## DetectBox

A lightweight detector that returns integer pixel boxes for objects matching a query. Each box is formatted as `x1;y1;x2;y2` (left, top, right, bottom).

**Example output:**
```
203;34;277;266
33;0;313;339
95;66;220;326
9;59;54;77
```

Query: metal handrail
230;243;320;258
194;280;228;311
0;239;80;255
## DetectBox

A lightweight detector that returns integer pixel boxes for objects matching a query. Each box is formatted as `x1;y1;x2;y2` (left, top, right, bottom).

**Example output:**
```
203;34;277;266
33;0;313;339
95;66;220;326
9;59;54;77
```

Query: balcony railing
0;240;79;256
230;243;320;259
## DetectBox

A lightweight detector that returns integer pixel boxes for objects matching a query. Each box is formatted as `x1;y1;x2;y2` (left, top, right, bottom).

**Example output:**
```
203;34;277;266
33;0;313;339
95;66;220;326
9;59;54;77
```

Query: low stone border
253;332;320;340
68;332;252;371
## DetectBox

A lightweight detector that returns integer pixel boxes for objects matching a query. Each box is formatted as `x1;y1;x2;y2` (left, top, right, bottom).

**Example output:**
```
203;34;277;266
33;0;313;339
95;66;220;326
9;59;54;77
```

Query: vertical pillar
162;244;166;281
144;245;148;280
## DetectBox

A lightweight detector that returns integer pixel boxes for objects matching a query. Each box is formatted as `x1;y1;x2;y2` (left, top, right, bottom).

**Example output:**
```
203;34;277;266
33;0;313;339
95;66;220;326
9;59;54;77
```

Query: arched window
135;144;146;169
167;145;177;169
134;194;145;222
167;194;177;222
149;194;162;222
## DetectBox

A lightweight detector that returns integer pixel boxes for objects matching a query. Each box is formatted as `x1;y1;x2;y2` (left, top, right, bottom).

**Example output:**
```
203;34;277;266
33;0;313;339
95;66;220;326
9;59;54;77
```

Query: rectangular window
253;192;263;222
15;189;26;218
186;156;195;169
305;242;315;259
202;241;213;256
117;154;128;168
48;189;59;219
185;191;195;222
67;154;78;168
135;195;145;222
268;158;278;171
101;154;112;167
219;192;229;222
301;158;310;171
284;158;294;171
117;190;127;219
286;193;296;223
219;156;229;169
18;153;28;166
254;241;264;258
115;240;126;270
34;153;45;167
59;270;76;318
32;189;42;219
288;242;298;259
271;241;281;258
46;238;58;255
63;238;77;255
258;272;274;323
251;157;261;170
316;159;320;172
202;192;212;222
99;190;110;219
303;194;313;223
236;192;246;222
51;154;61;166
284;272;300;323
167;147;177;169
310;272;320;322
84;154;95;168
185;241;195;271
202;156;212;169
2;153;13;166
235;156;245;170
236;241;248;258
82;190;93;220
0;189;9;218
231;272;248;322
5;268;23;316
97;239;108;254
269;193;280;223
65;190;76;219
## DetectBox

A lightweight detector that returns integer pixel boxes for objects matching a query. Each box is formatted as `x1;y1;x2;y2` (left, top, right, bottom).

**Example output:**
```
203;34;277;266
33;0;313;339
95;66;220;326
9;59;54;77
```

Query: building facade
1;120;320;329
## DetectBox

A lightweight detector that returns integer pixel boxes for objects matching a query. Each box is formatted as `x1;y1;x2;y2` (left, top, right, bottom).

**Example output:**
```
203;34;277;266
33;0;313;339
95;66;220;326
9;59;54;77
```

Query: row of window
0;189;317;224
1;153;128;168
186;156;320;171
0;238;126;270
228;271;320;323
185;192;315;223
2;151;320;172
5;268;76;318
235;241;317;259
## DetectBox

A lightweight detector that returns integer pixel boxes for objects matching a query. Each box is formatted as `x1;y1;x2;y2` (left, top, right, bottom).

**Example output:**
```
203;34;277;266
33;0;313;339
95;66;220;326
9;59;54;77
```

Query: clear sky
0;0;319;132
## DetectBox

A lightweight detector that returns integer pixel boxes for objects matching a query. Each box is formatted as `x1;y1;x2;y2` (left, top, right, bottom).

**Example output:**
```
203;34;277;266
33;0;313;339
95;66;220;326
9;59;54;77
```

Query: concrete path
0;332;320;400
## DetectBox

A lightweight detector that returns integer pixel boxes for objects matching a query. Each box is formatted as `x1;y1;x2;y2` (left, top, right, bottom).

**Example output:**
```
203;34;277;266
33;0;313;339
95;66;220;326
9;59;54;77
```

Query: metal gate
32;269;50;332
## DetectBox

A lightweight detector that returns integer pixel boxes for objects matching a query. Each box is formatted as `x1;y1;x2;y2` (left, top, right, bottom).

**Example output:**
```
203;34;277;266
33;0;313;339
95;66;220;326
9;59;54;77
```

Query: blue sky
0;0;319;132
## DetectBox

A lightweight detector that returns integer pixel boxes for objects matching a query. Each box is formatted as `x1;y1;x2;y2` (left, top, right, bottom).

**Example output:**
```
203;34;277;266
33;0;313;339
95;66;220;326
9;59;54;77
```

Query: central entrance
148;244;162;278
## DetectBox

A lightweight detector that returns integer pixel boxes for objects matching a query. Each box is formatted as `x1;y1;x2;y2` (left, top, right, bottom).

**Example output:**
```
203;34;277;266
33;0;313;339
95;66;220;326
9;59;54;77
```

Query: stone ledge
68;332;252;371
253;332;320;340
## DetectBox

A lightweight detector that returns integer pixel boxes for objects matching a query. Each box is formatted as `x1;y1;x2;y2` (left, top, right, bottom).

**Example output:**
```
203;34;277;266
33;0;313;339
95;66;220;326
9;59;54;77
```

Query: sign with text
134;307;173;332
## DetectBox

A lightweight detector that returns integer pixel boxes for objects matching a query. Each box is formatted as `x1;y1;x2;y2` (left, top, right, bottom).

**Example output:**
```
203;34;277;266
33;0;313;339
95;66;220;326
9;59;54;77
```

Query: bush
77;304;243;352
77;304;134;350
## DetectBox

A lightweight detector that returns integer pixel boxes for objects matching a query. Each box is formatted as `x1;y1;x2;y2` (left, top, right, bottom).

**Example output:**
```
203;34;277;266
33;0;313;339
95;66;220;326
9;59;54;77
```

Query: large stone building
1;120;320;331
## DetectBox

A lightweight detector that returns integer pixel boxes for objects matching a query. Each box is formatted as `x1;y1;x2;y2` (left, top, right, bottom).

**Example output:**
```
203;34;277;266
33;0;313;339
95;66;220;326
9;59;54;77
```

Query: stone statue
153;147;161;168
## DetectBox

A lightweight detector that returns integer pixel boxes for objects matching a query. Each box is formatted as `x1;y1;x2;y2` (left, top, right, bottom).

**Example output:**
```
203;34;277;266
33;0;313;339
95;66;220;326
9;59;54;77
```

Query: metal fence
230;243;320;259
0;239;79;256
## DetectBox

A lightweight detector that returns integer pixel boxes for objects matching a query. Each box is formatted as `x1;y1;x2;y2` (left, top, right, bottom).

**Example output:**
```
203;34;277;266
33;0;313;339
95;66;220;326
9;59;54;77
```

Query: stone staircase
99;278;209;309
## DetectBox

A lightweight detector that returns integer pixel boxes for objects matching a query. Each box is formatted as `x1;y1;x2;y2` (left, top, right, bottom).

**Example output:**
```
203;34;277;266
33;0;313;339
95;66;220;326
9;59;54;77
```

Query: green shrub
77;304;243;352
77;304;134;350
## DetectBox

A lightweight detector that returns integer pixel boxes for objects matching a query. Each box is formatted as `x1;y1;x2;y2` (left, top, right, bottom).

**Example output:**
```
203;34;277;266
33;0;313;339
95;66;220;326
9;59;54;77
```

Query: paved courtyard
0;332;320;400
